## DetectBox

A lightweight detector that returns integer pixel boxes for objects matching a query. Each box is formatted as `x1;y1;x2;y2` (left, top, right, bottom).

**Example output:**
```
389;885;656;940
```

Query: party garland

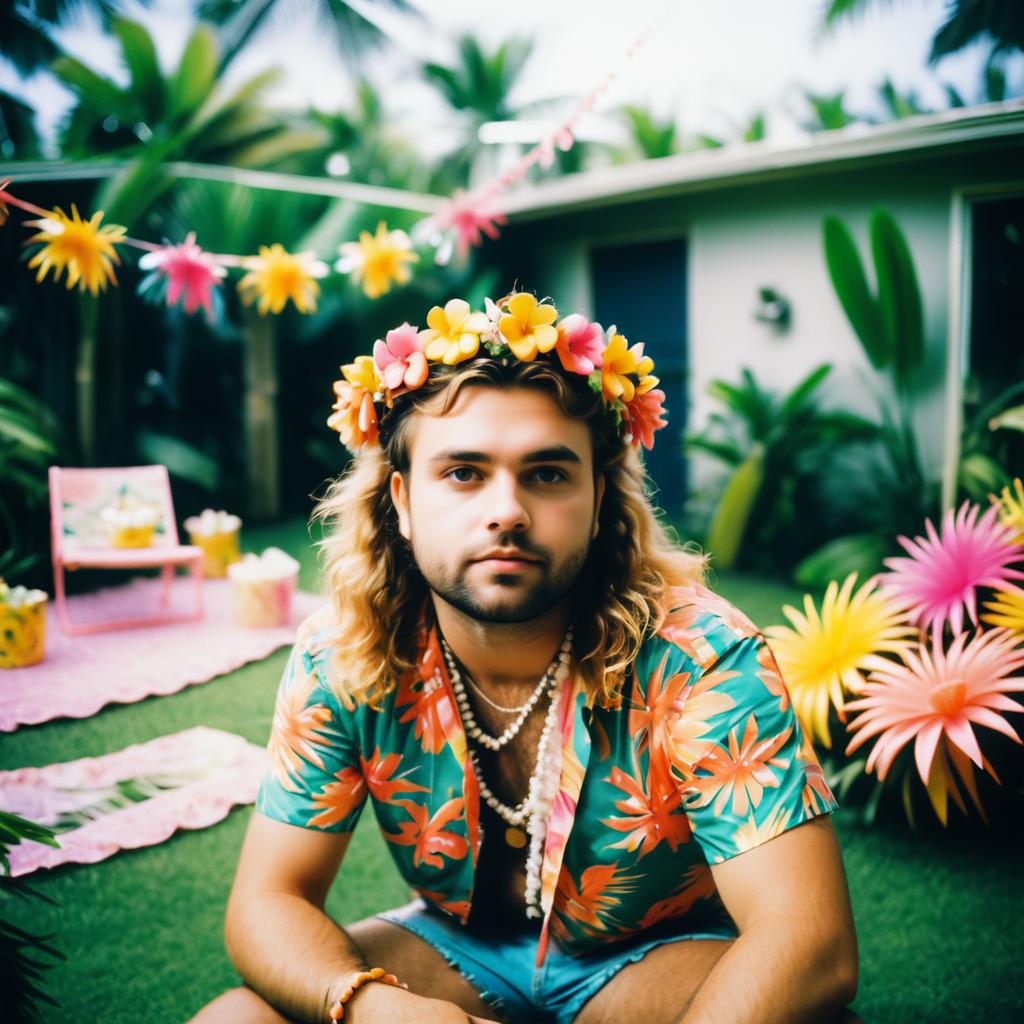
0;21;661;318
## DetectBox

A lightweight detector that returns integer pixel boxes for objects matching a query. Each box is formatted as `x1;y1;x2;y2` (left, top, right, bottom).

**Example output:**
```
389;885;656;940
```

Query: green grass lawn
3;523;1021;1022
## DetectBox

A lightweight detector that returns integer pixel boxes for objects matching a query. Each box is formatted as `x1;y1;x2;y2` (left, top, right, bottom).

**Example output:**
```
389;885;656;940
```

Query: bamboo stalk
242;310;280;520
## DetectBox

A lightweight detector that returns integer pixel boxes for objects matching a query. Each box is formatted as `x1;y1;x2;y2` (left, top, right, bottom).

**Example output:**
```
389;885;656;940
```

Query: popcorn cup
0;582;48;668
228;548;299;628
102;502;161;548
184;509;243;578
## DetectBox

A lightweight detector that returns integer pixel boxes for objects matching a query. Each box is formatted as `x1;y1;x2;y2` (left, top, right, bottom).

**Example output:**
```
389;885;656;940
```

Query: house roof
500;100;1024;222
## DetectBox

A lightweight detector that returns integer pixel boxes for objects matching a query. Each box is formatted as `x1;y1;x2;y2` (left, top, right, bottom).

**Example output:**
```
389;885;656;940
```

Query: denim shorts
377;899;735;1024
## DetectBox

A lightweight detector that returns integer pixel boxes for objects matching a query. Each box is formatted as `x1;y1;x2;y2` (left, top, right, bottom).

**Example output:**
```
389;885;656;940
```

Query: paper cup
231;575;296;628
0;592;48;668
188;528;241;578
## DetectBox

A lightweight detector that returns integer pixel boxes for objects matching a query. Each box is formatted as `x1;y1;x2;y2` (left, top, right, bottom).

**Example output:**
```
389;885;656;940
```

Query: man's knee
188;985;292;1023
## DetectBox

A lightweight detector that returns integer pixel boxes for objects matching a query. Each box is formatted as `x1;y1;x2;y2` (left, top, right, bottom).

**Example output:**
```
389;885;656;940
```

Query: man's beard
409;529;594;625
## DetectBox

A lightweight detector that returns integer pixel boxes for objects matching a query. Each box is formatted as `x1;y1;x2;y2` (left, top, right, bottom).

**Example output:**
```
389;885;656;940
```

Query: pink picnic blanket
0;576;325;731
0;726;266;876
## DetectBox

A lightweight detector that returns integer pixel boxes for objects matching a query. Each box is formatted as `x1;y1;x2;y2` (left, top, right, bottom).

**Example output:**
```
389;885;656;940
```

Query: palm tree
422;34;535;189
797;88;865;132
197;0;419;70
618;104;679;160
48;17;325;465
822;1;1024;64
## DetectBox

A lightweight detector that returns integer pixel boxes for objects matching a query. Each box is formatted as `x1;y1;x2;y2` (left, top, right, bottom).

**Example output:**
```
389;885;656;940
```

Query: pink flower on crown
554;314;604;375
373;322;429;395
623;388;668;450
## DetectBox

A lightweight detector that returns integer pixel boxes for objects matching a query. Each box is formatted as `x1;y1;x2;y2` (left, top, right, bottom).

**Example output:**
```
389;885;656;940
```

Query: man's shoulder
646;581;762;672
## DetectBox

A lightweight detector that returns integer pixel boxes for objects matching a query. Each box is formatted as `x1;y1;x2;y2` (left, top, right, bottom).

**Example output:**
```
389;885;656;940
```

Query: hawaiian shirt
256;582;837;964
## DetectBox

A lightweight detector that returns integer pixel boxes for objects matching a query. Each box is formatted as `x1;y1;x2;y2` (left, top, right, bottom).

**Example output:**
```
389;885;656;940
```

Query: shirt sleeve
675;633;838;865
255;639;368;834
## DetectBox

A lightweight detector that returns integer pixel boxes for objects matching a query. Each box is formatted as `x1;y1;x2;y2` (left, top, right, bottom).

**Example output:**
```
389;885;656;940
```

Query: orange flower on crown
327;356;381;448
25;204;126;295
601;329;657;403
498;292;559;361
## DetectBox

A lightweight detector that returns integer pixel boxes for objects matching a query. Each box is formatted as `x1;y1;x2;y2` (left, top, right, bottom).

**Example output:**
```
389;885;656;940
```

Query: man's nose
486;473;530;532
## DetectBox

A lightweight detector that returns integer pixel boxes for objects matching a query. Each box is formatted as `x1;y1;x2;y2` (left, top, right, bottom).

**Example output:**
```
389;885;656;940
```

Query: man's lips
472;552;543;570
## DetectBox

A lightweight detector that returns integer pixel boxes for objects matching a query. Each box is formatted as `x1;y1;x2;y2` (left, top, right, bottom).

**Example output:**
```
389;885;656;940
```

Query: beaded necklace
441;627;572;918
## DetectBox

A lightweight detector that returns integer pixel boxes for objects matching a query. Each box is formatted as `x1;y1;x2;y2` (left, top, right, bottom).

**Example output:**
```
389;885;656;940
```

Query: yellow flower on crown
497;292;558;361
342;355;381;393
25;204;126;295
336;221;419;300
327;356;382;448
419;298;490;365
601;330;656;403
238;243;328;315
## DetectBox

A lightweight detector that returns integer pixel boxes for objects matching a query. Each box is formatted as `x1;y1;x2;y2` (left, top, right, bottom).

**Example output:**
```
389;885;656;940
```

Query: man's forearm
676;921;857;1024
225;889;367;1024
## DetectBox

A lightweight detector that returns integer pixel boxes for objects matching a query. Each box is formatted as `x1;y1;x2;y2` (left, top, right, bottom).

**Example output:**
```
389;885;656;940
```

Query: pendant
504;826;527;849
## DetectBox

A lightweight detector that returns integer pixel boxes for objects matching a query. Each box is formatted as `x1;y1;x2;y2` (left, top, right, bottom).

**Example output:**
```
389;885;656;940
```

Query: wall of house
496;142;1024;506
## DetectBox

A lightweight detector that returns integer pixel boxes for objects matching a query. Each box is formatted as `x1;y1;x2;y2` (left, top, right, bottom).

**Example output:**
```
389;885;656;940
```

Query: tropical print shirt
256;582;837;964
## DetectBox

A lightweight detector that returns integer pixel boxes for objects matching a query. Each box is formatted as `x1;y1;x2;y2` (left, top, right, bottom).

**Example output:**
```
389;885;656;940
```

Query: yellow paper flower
419;298;490;365
25;204;126;295
601;330;655;403
238;244;328;315
764;573;917;748
981;584;1024;634
336;221;419;300
497;292;558;361
993;477;1024;544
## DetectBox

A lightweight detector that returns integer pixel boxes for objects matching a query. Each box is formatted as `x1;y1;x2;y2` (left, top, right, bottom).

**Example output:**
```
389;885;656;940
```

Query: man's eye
446;467;479;483
531;467;567;484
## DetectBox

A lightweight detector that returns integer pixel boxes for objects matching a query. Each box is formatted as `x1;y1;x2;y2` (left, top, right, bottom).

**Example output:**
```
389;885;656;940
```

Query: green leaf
870;208;924;390
989;402;1024;433
135;432;219;492
706;444;765;570
778;363;832;420
823;215;888;369
957;452;1009;500
793;533;890;589
112;17;164;120
166;23;219;126
0;411;58;457
50;55;127;115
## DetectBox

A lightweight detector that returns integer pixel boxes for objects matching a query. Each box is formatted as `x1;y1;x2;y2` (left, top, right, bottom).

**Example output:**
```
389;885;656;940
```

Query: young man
193;294;859;1024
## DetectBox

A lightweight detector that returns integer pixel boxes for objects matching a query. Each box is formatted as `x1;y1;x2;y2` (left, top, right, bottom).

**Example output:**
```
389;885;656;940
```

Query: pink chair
49;465;205;635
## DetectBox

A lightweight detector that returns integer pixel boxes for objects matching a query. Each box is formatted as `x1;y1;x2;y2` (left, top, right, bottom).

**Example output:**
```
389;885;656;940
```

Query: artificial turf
2;521;1021;1022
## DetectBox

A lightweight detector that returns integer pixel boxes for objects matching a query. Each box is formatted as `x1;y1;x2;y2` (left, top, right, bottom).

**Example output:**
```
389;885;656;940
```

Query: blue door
590;238;688;515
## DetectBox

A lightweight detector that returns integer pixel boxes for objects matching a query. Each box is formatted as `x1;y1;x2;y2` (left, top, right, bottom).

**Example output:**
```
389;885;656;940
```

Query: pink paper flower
622;388;668;450
554;314;604;375
844;628;1024;824
434;189;507;261
373;322;429;394
138;232;226;318
878;501;1024;645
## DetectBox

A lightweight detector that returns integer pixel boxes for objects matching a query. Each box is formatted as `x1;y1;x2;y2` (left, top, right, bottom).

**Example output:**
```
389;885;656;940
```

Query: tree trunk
242;310;280;520
75;294;99;465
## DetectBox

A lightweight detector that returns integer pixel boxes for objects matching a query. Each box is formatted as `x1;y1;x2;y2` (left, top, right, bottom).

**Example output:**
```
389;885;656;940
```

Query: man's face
391;386;604;624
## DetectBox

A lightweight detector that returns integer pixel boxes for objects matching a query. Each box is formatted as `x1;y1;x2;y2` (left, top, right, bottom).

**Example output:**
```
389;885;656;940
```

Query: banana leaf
706;444;765;570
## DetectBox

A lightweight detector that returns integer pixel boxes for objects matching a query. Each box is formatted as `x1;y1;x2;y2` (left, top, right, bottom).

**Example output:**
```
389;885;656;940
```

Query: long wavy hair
311;358;707;707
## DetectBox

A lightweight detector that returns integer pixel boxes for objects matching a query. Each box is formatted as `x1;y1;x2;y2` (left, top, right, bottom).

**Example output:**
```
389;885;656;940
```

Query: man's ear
592;473;606;539
390;470;411;540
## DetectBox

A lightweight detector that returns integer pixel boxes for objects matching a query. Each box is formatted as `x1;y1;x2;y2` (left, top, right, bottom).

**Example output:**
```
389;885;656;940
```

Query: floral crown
327;291;668;453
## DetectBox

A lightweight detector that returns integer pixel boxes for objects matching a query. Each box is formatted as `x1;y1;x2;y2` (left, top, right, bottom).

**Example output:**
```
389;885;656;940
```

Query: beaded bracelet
328;967;403;1021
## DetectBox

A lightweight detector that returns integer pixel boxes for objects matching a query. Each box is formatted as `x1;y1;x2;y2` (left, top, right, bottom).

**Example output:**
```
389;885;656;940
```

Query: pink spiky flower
844;628;1024;824
878;501;1024;646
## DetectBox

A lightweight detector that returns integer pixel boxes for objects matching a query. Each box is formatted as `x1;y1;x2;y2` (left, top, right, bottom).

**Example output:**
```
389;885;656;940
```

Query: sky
4;0;1022;161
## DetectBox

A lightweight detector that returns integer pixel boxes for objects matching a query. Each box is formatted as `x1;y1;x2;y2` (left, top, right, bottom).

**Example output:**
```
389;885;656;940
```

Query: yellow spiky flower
981;583;1024;635
992;477;1024;545
335;221;419;300
764;573;917;748
25;204;126;295
238;243;328;315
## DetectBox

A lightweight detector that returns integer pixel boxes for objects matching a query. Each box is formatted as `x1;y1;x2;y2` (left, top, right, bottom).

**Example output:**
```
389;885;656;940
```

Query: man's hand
346;981;500;1024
